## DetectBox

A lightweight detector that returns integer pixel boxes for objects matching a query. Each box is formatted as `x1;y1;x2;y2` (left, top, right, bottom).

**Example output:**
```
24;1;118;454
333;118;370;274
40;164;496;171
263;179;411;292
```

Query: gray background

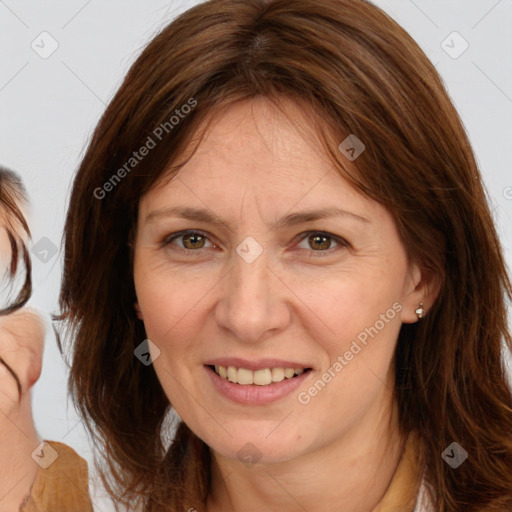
1;1;511;509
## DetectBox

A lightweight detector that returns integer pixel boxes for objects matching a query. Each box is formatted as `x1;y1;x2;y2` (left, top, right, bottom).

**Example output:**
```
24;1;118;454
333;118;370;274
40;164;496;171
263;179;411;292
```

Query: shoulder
20;440;93;512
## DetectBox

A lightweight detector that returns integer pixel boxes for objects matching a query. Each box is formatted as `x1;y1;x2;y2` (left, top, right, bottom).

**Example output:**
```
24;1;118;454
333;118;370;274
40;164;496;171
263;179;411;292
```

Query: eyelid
162;229;349;254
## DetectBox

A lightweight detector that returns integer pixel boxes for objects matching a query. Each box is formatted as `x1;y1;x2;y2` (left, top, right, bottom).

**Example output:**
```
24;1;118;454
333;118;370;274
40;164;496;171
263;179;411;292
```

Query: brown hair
0;165;32;399
58;0;512;510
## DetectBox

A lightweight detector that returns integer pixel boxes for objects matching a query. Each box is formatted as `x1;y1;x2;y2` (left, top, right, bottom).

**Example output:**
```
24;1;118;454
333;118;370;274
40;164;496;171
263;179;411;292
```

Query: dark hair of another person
58;0;512;510
0;165;32;400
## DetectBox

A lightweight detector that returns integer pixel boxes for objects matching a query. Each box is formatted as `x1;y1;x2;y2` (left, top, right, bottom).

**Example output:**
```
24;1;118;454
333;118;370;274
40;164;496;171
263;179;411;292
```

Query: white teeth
237;368;254;385
253;368;272;386
271;367;285;382
213;365;307;386
227;366;237;383
284;368;295;378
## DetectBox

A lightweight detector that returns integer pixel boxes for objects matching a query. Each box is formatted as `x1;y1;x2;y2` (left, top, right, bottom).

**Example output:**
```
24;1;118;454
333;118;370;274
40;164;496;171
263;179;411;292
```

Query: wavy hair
59;0;512;510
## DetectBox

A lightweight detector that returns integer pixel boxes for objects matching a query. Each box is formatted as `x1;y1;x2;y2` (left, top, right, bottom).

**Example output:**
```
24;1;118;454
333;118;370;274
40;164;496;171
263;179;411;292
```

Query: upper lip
205;357;312;371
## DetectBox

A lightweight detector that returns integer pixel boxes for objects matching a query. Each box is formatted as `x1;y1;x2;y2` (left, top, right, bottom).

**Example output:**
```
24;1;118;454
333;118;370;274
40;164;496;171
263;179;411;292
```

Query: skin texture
133;98;438;512
0;207;44;510
0;308;45;510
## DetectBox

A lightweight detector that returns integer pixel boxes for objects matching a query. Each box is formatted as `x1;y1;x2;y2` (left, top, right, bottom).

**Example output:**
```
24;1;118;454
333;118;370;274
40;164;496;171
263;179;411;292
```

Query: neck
206;384;405;512
0;394;41;510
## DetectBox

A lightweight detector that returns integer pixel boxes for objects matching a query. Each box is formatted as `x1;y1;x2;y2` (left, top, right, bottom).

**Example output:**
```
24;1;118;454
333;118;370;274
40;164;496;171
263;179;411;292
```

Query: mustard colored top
19;440;93;512
16;433;432;512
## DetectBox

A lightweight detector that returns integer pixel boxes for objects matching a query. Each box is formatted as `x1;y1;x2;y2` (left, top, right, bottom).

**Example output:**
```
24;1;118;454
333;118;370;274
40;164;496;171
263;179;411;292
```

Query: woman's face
133;97;424;464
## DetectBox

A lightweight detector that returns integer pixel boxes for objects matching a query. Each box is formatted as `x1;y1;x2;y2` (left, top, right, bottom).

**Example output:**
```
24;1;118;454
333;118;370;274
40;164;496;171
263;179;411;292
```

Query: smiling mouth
208;365;312;386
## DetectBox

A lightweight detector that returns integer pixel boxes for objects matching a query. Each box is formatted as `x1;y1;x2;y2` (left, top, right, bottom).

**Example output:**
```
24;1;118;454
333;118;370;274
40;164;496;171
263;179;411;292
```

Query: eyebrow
145;205;370;229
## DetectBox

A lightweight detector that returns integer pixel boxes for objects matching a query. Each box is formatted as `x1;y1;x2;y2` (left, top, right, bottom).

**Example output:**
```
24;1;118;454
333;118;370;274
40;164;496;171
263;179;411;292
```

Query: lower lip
205;365;312;405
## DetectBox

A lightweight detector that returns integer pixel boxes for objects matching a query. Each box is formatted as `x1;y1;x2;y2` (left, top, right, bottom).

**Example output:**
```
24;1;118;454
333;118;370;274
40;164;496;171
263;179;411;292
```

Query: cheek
133;267;215;400
304;267;403;345
324;277;403;379
299;285;402;436
135;276;201;408
134;262;207;339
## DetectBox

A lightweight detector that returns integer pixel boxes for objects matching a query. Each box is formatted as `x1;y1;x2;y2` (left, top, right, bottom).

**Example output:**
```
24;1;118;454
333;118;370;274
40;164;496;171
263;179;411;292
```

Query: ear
0;308;45;393
134;302;144;320
401;262;441;324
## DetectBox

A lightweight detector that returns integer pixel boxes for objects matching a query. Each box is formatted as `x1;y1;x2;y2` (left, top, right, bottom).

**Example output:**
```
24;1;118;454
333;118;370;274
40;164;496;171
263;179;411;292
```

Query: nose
214;245;291;344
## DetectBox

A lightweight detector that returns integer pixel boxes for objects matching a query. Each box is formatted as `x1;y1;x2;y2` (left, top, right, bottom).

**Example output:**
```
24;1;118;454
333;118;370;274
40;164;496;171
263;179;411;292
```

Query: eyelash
162;229;349;256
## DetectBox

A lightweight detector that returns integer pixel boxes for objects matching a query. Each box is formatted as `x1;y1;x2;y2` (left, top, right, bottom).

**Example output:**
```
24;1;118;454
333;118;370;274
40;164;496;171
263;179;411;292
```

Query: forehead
170;98;330;184
140;98;376;216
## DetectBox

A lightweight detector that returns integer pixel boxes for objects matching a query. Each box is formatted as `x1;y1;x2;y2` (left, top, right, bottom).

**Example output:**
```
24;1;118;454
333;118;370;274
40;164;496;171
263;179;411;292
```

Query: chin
203;426;310;466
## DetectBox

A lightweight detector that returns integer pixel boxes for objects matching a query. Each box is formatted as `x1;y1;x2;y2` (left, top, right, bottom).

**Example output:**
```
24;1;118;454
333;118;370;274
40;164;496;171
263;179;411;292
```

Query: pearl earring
415;302;424;319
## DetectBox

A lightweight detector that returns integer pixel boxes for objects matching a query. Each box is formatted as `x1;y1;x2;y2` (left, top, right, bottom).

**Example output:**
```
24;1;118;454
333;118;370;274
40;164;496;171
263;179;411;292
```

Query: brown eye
296;231;348;254
164;230;214;252
182;233;206;249
309;234;332;250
